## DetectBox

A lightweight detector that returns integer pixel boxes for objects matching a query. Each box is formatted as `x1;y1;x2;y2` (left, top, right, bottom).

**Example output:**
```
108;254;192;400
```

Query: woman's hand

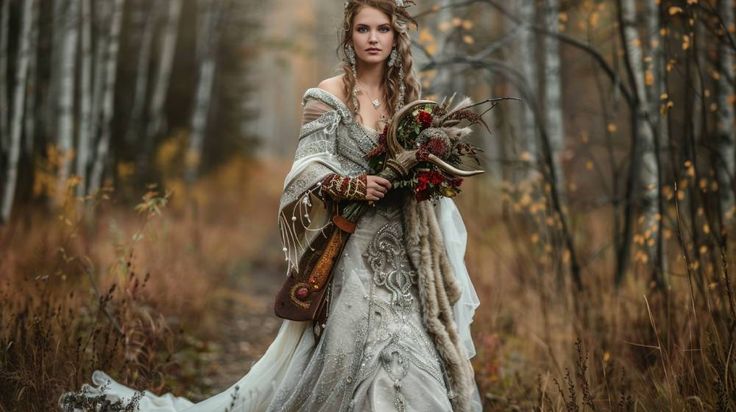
365;175;392;201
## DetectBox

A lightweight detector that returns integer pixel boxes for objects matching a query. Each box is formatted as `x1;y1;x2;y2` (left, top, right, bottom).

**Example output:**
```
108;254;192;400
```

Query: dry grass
459;177;736;411
1;156;734;411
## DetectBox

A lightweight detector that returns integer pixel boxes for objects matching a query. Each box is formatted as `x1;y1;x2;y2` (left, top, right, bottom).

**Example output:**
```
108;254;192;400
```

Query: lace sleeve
302;99;334;125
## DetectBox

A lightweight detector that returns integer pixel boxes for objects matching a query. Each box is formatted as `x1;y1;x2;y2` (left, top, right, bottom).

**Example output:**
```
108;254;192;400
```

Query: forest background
1;0;735;411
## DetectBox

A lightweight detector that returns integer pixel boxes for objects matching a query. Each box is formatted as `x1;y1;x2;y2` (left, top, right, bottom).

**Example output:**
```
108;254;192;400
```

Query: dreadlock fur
402;197;475;411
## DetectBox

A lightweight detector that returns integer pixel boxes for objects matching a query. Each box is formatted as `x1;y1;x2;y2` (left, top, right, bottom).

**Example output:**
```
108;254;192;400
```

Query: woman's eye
379;27;390;32
357;27;368;33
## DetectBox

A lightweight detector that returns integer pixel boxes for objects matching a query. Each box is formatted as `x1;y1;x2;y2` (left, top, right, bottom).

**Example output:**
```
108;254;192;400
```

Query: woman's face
350;6;395;66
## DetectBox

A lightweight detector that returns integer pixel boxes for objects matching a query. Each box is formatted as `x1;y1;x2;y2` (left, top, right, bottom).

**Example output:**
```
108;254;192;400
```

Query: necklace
356;81;383;110
356;81;389;130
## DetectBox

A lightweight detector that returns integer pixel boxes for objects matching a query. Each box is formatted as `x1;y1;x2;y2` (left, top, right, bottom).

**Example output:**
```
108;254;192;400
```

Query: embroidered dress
60;88;481;412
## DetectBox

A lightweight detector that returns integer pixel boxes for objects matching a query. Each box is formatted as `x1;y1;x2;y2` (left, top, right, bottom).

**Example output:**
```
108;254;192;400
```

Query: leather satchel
273;211;356;324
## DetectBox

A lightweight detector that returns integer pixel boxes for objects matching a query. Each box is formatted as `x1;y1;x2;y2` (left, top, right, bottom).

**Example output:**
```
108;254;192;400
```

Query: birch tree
0;0;9;153
124;3;159;146
185;0;224;183
143;0;182;161
616;0;661;287
716;0;735;222
89;0;125;194
76;0;93;197
55;0;79;205
23;0;39;157
542;0;565;196
1;0;35;224
515;0;537;172
644;0;667;277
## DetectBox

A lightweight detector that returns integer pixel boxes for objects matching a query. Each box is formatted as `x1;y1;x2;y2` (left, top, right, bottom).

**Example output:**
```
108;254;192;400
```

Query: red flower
425;138;448;158
429;170;444;185
416;171;430;191
417;110;433;128
416;146;430;162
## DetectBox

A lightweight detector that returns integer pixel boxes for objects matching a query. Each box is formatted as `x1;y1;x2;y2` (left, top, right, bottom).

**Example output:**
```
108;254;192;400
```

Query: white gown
60;88;482;412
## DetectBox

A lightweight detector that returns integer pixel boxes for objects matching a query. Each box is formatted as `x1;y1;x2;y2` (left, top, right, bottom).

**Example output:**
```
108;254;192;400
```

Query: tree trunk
124;2;158;146
717;0;736;222
516;0;538;172
23;0;39;157
143;0;182;165
88;1;111;171
1;0;35;224
0;0;9;153
542;0;565;197
55;0;79;206
42;0;68;146
645;0;668;284
89;0;124;194
616;0;660;287
185;0;223;183
76;0;93;197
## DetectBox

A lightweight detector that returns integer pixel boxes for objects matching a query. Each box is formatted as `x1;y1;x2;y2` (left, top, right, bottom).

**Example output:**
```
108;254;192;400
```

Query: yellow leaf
682;34;690;50
669;6;683;15
645;69;655;86
462;35;475;45
607;123;618;133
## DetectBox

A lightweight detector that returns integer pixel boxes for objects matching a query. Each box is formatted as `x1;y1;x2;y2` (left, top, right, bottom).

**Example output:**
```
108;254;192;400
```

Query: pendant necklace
356;81;388;130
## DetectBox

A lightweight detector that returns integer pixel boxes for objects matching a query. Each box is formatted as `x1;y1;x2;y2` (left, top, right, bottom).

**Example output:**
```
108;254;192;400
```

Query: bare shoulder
317;75;348;105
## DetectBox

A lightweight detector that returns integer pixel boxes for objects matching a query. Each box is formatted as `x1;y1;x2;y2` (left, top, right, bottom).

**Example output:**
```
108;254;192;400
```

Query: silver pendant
371;99;381;109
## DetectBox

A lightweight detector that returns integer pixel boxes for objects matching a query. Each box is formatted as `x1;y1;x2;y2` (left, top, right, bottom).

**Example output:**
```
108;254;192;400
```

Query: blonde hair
338;0;421;118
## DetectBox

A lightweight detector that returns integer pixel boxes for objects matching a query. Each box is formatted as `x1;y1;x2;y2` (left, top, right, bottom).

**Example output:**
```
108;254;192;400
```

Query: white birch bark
542;0;565;195
621;0;659;262
55;0;79;204
516;0;537;169
2;0;35;223
88;0;112;167
0;0;9;153
185;0;222;182
717;0;735;220
145;0;182;147
124;4;158;145
76;0;93;197
24;0;39;157
89;0;124;194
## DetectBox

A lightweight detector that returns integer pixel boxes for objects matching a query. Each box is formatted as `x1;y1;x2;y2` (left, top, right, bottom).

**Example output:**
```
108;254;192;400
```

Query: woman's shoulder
316;75;347;103
302;75;352;117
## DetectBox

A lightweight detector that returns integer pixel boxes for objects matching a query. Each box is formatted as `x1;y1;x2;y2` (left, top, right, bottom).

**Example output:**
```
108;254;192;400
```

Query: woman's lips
366;48;381;54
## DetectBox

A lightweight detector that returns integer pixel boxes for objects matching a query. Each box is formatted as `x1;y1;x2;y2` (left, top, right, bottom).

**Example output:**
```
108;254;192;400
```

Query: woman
61;1;480;411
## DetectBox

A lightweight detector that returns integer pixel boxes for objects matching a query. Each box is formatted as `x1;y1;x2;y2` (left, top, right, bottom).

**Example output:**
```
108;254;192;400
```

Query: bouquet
365;97;489;202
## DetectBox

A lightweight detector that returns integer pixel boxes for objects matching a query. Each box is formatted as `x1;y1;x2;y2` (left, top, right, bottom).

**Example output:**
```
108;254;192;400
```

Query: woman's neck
355;61;385;89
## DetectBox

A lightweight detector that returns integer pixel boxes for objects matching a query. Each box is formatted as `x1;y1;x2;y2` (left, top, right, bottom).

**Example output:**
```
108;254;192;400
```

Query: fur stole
402;197;475;412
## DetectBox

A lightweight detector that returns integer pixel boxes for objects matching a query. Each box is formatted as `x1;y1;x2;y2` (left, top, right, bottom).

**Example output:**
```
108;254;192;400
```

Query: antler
384;100;485;178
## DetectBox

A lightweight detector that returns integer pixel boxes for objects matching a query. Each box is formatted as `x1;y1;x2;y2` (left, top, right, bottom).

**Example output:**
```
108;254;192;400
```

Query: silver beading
387;47;398;67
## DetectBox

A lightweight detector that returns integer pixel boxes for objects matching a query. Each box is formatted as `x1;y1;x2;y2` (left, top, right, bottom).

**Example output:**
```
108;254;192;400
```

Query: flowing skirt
61;200;478;412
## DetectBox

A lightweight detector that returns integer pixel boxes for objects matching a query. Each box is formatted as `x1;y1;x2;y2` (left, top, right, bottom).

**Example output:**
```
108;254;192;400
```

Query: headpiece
344;0;416;12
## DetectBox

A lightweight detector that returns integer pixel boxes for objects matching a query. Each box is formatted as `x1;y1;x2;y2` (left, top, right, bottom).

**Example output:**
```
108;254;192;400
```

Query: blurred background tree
1;0;735;410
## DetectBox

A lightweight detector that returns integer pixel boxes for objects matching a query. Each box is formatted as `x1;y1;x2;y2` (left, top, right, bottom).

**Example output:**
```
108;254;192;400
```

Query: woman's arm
320;173;391;201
